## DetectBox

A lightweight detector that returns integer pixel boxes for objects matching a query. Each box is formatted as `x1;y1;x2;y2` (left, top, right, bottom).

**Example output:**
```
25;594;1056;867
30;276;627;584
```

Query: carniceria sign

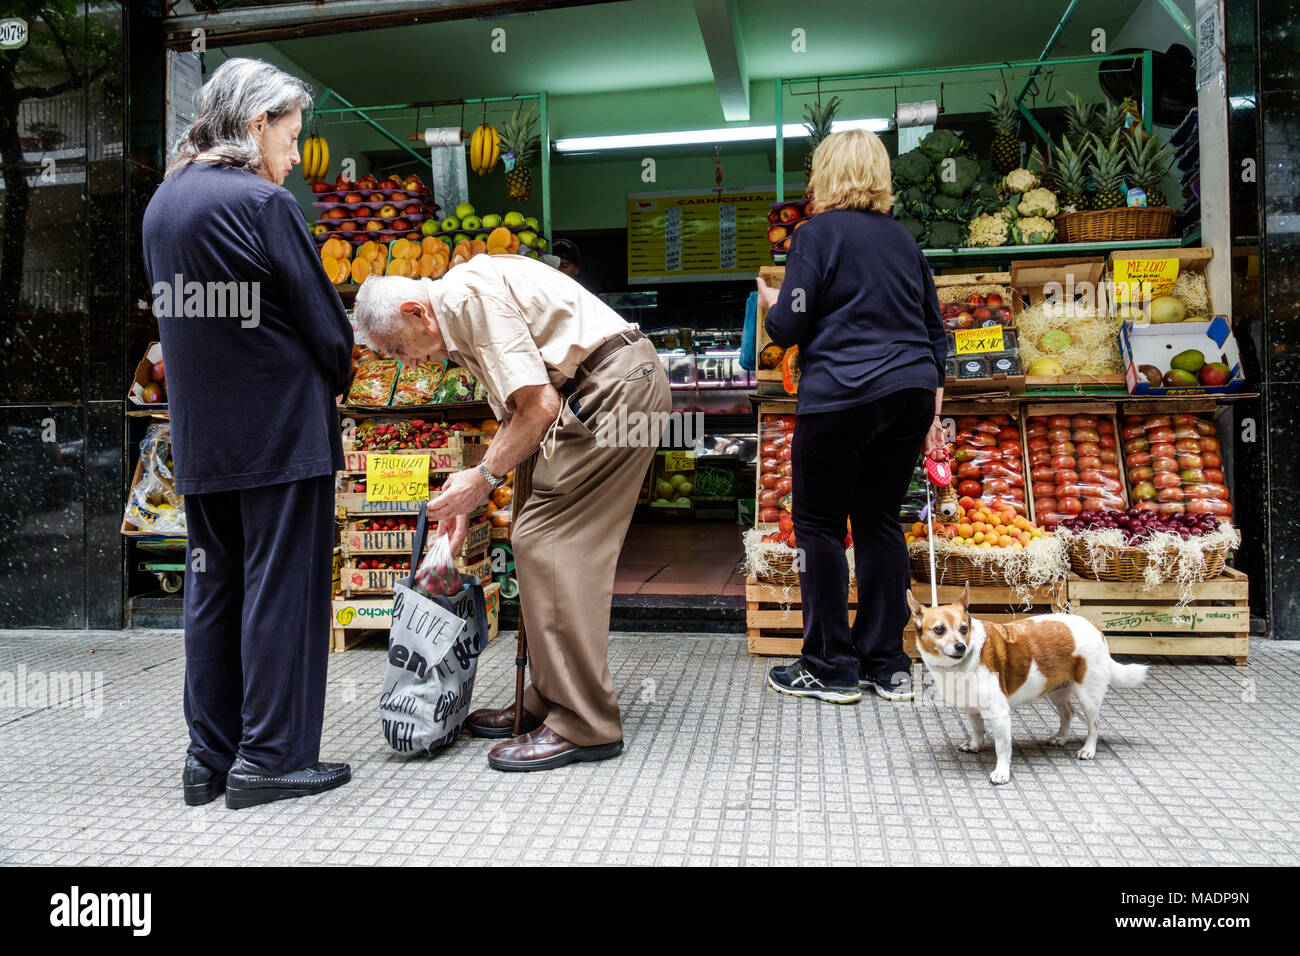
0;18;29;49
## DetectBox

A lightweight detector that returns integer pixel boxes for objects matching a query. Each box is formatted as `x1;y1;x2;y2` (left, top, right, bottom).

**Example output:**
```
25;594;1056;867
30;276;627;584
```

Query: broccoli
1012;216;1057;245
891;149;934;188
932;193;966;220
936;155;981;197
927;220;965;249
898;217;928;245
919;128;963;165
897;184;933;219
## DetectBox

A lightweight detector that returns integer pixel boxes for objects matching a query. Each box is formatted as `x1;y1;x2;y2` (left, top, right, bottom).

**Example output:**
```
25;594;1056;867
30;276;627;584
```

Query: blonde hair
806;128;895;214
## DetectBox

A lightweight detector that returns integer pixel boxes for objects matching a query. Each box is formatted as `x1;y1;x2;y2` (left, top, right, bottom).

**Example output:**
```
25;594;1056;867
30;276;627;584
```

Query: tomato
1033;482;1057;499
1203;468;1225;484
775;477;793;496
1076;455;1102;470
1083;497;1109;512
1149;443;1175;459
1050;455;1076;471
1100;477;1123;494
1028;437;1050;452
761;442;779;457
761;457;779;473
1097;419;1115;434
954;447;980;463
1050;441;1076;456
778;512;794;532
1158;501;1186;516
1074;441;1100;456
1129;465;1154;482
957;461;981;480
1030;451;1052;467
1192;419;1216;436
1072;429;1101;446
1054;469;1080;485
1057;484;1083;499
1135;500;1160;513
1180;468;1205;484
1188;498;1232;516
966;433;996;447
1098;435;1117;449
1148;427;1175;444
958;479;983;497
1157;487;1184;502
778;416;796;432
759;507;780;523
984;478;1010;495
1048;428;1073;442
998;441;1022;458
1151;457;1178;473
1031;465;1055;482
1002;458;1023;474
1058;497;1083;515
1121;424;1147;440
778;446;791;461
1173;438;1202;454
1145;416;1171;429
1071;415;1098;429
1201;451;1222;468
760;473;778;489
1199;436;1221;452
1178;454;1203;470
760;491;781;507
1078;469;1106;485
1153;471;1182;490
996;427;1020;443
1124;437;1150;454
1036;497;1058;514
778;462;793;478
1098;449;1118;464
1008;488;1025;503
1048;415;1071;429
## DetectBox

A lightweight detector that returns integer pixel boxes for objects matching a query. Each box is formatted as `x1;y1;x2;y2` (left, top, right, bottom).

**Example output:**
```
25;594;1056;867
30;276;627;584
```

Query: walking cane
510;453;535;736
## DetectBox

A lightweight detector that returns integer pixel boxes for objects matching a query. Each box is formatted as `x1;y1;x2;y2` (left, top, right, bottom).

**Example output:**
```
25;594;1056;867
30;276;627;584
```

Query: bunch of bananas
469;123;500;176
301;133;330;182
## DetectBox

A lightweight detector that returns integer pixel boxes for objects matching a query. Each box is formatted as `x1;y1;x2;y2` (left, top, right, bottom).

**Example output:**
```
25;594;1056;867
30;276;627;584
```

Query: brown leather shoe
466;704;543;739
487;725;623;772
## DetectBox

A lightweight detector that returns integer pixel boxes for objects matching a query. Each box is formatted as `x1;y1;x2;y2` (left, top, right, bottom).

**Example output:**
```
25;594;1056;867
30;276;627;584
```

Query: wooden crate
1105;247;1215;317
329;580;500;651
755;265;790;392
1067;568;1249;664
340;515;489;558
755;400;795;532
341;430;486;475
1020;401;1126;527
1009;257;1126;389
745;577;1067;658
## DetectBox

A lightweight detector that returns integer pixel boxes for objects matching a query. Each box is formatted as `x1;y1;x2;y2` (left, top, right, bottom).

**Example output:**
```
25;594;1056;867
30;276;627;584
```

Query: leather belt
565;328;646;393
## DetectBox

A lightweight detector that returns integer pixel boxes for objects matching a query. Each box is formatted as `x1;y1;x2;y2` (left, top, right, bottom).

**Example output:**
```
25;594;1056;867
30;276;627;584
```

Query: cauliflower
965;212;1011;248
1002;167;1039;194
1012;216;1057;245
1017;187;1059;218
891;149;933;188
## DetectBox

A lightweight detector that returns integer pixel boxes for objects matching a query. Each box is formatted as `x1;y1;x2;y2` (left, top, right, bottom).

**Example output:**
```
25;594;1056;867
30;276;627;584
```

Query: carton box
1119;315;1245;396
128;342;168;407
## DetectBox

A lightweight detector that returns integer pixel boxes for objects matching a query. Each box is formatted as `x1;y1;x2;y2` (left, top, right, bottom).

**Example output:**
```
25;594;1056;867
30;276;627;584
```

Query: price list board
627;187;797;283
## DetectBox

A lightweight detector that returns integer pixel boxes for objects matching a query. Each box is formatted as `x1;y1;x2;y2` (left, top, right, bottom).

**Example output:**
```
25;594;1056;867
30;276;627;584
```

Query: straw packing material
1018;300;1123;376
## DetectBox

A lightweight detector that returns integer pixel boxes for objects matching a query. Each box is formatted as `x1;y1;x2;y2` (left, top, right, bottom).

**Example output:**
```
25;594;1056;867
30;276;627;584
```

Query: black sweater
764;208;946;414
142;163;354;495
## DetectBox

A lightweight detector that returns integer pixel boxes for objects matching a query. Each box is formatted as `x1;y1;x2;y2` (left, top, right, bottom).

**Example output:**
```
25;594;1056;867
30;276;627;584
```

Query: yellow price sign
365;452;430;502
1113;257;1180;304
664;450;695;472
953;326;1005;355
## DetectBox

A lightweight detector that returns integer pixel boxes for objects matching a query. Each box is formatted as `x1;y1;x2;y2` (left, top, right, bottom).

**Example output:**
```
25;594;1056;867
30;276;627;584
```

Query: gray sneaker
768;662;862;704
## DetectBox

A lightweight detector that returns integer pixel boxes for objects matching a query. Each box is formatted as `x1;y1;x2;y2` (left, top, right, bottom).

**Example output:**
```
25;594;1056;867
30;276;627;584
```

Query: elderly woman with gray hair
142;57;354;809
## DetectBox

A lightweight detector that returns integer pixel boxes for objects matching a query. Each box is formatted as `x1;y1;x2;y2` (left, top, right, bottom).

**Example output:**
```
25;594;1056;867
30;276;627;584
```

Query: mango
1170;349;1206;373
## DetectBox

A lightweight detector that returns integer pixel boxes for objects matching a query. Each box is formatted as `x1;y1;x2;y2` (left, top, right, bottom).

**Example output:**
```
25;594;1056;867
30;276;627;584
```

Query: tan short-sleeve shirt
422;255;631;419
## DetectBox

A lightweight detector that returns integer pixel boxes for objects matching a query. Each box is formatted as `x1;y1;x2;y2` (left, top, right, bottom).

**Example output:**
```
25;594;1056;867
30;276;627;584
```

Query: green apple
474;234;489;243
454;202;476;220
503;211;525;227
462;215;482;230
517;230;538;246
481;213;502;229
420;219;439;237
453;233;470;246
440;216;460;232
526;249;539;259
524;217;539;231
535;237;548;251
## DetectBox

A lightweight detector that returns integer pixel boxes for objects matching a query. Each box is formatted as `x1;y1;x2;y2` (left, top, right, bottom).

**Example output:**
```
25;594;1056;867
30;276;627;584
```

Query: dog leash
924;490;939;608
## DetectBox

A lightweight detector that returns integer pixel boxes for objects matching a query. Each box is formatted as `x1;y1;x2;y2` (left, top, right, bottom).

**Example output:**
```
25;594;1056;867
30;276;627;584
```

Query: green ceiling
268;0;1153;109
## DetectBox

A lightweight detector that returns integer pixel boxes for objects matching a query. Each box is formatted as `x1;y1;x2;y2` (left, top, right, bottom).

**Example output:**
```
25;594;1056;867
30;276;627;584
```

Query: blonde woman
757;128;947;705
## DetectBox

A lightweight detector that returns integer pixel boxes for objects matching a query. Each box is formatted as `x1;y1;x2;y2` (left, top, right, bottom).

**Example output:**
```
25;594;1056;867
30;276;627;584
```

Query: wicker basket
1066;536;1231;582
909;544;1015;587
1056;207;1174;244
754;548;802;587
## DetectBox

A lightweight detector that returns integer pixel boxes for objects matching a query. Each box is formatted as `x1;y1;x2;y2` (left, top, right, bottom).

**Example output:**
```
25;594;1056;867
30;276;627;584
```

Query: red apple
767;210;780;224
366;192;385;204
778;205;800;223
986;293;1004;306
151;360;165;383
344;192;364;204
365;220;384;232
767;225;788;243
311;181;331;194
390;191;408;201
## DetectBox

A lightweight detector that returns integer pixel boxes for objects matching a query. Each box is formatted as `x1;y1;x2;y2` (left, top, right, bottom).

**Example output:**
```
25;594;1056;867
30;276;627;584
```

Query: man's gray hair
168;57;313;177
353;276;428;349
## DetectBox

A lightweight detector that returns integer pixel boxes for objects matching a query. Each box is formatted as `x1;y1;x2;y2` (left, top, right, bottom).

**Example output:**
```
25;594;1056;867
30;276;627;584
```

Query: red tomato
1030;451;1052;467
1158;501;1185;515
1048;416;1071;429
761;442;779;457
1028;437;1050;451
1058;497;1083;515
1048;428;1072;442
1151;457;1178;473
1083;497;1109;512
1002;458;1023;474
998;441;1022;458
1025;424;1048;439
1203;468;1225;484
761;457;779;472
1031;465;1055;482
1098;449;1118;463
958;480;983;497
1072;427;1100;443
1148;427;1175;443
1124;437;1150;454
1157;487;1184;502
1050;455;1076;471
760;490;781;507
778;416;795;432
1033;482;1057;499
1136;501;1161;513
760;473;778;489
1188;498;1232;516
1057;484;1083;499
779;446;792;461
984;478;1010;494
1036;498;1058;514
1121;424;1147;440
1200;436;1221;452
1050;441;1076;456
1054;469;1080;485
1153;471;1181;490
1078;469;1106;485
1129;465;1154;482
996;427;1020;443
775;477;793;496
1125;451;1152;468
1098;435;1117;449
1097;419;1115;435
1202;451;1223;468
1076;455;1102;470
1174;438;1202;454
779;512;794;532
778;462;793;478
1178;454;1203;470
1075;441;1100;456
759;507;780;523
1149;442;1175;459
957;461;981;479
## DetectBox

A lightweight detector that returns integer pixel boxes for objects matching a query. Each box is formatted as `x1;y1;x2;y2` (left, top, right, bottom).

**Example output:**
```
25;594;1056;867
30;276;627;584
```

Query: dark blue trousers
182;474;335;774
793;388;935;687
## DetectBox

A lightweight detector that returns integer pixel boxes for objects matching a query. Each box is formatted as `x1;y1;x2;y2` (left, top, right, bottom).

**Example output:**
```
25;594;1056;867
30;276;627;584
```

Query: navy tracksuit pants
182;474;336;774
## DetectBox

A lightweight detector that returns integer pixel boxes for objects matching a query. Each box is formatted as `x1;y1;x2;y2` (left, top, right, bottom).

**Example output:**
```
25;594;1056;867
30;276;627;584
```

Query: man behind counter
352;254;670;772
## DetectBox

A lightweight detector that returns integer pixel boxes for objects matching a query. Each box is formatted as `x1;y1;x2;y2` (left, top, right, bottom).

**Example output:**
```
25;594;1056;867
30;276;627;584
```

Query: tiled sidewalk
1;629;1296;866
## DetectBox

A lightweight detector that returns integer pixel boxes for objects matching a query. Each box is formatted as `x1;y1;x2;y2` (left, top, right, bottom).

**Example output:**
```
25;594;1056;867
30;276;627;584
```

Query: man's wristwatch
476;461;506;489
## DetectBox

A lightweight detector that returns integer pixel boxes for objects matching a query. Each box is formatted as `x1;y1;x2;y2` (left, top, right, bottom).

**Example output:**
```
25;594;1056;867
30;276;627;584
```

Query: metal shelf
922;238;1185;260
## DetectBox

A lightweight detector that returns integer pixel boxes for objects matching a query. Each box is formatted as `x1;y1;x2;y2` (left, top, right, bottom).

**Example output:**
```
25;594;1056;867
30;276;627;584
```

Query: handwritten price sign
664;450;695;472
1113;257;1180;304
366;453;430;502
953;326;1005;355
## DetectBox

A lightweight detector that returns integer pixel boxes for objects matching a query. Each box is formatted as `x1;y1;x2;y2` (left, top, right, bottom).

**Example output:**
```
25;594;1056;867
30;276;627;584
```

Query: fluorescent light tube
554;118;890;153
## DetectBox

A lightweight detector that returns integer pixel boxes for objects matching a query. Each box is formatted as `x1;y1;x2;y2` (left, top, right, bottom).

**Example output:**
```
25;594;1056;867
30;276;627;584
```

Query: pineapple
1127;131;1174;208
500;103;540;201
986;89;1021;175
1063;91;1094;144
1094;99;1128;139
802;95;840;180
1052;135;1089;212
1088;132;1128;209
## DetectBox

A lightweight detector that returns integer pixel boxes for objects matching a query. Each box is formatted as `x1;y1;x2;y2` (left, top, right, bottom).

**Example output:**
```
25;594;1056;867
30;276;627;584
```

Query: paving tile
0;629;1297;866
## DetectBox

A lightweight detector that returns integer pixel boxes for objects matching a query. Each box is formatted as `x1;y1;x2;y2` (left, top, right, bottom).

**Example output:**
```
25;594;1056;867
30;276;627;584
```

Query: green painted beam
1142;50;1154;133
774;80;784;201
1155;0;1196;41
541;91;552;241
314;88;432;176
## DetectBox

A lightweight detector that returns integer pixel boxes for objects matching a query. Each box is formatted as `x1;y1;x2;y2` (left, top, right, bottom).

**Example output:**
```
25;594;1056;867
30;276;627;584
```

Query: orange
958;523;973;538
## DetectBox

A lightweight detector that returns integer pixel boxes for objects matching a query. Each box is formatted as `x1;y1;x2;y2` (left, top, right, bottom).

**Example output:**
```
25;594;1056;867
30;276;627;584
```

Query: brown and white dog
907;584;1149;785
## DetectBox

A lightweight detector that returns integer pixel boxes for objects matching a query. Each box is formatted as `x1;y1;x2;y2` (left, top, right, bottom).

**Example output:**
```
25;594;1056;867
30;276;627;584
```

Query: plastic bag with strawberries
412;532;463;600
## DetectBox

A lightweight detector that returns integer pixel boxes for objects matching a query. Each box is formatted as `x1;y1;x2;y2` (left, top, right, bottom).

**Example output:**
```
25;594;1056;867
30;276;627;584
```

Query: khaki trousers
512;337;670;746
